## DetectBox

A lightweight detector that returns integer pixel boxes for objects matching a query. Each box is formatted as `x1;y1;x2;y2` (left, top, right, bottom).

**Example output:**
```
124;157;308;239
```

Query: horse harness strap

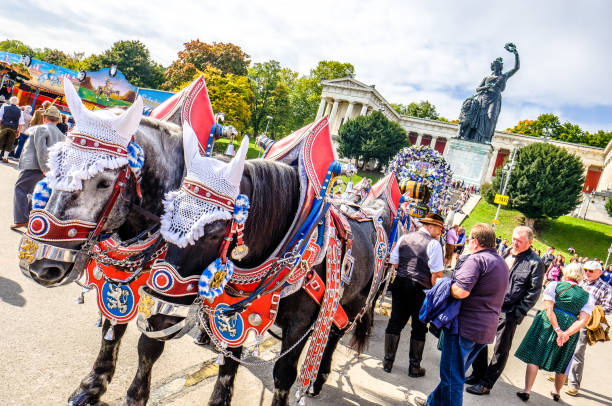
297;219;344;398
303;270;348;329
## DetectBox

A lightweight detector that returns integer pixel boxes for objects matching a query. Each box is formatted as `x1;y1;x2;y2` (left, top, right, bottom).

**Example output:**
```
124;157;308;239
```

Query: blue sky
2;0;611;133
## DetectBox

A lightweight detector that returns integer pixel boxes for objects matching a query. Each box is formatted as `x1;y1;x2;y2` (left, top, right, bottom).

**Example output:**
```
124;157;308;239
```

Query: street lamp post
264;115;273;136
605;241;612;269
493;141;522;228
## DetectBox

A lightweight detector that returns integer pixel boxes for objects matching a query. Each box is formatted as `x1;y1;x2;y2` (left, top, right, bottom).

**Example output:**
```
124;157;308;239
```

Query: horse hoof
125;396;147;406
307;386;322;398
68;391;99;406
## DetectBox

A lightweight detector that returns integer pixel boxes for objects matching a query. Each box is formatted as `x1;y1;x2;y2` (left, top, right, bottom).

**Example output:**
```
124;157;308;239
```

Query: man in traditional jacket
382;212;445;377
11;106;64;229
0;96;24;162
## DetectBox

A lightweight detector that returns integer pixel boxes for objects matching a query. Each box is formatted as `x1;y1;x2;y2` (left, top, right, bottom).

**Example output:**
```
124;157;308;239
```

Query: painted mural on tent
0;51;78;94
138;88;174;110
78;67;137;107
0;51;173;109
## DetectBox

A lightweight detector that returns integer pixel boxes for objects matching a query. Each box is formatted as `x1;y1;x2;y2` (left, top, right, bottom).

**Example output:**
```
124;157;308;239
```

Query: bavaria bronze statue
458;43;520;144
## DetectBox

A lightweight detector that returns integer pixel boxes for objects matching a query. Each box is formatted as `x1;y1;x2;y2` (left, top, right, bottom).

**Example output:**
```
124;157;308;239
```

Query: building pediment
321;77;375;92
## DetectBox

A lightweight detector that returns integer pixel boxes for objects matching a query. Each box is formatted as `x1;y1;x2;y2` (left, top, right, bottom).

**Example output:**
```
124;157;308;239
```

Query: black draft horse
148;156;392;406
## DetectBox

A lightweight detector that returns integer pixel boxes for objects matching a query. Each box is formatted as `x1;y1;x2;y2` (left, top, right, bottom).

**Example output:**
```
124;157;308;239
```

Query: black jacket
501;248;545;322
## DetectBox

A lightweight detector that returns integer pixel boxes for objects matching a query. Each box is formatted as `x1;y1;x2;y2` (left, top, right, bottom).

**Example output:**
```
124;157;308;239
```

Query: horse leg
208;346;243;406
68;320;128;406
125;334;166;406
271;317;315;406
310;326;343;397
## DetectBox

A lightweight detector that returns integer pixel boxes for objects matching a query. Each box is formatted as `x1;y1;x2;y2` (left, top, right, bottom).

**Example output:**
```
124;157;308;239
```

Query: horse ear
63;77;85;123
111;96;143;144
182;122;200;170
225;136;249;186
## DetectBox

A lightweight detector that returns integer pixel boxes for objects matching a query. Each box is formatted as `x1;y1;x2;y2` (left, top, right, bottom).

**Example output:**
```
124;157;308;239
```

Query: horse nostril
33;266;63;282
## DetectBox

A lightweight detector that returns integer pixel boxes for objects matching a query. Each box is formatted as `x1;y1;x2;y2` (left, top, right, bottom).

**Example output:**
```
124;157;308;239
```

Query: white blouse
543;281;595;316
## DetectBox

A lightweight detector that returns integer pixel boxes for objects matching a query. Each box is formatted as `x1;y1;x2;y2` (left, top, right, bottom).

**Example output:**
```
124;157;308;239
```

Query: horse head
20;78;183;287
158;123;251;292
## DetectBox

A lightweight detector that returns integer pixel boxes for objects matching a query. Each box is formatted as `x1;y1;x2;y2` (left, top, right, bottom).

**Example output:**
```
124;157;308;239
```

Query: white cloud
2;0;611;131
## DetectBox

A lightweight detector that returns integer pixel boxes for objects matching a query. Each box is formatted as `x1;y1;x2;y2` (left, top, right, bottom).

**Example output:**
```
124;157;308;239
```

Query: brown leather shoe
9;222;27;230
466;384;490;395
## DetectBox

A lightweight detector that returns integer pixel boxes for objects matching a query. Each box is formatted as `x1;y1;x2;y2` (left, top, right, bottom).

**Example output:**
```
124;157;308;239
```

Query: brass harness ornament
19;238;39;264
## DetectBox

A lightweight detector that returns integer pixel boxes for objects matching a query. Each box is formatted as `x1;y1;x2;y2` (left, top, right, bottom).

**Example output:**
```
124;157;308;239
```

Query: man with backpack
0;96;24;162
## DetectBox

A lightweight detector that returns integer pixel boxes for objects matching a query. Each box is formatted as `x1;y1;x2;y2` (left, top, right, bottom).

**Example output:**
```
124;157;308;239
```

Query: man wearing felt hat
382;212;445;377
10;106;65;230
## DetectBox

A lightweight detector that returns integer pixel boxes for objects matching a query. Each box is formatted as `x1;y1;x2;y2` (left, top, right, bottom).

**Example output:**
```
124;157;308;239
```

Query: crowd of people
386;216;611;406
0;97;68;230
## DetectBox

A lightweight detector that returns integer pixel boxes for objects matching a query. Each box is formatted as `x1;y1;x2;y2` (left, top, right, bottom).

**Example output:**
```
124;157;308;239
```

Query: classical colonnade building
319;77;611;194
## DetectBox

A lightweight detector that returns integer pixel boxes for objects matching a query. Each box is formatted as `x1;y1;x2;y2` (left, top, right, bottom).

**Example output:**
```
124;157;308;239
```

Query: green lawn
213;138;264;159
462;200;612;261
213;139;385;185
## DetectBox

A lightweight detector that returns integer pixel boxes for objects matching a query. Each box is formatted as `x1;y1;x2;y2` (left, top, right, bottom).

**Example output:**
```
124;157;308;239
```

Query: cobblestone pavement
1;162;611;406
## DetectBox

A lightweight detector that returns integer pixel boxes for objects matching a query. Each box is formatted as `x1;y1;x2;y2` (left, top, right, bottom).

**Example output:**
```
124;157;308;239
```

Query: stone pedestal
445;138;493;186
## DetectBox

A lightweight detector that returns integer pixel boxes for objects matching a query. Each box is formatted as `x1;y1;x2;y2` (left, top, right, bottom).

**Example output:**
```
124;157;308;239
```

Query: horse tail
348;306;372;354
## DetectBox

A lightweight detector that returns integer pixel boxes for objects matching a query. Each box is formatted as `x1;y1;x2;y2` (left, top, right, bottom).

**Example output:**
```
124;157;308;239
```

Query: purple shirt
446;227;458;244
453;248;509;344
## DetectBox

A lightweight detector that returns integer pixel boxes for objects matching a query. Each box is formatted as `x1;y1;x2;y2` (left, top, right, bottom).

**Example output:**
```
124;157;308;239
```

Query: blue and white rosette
127;141;145;179
199;258;234;300
32;178;52;209
232;194;250;224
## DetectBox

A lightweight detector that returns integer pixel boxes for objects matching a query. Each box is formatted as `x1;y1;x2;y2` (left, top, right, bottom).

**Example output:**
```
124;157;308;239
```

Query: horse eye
97;180;112;189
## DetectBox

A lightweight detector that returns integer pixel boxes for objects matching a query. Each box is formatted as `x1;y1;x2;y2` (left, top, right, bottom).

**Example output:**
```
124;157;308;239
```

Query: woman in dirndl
514;262;594;402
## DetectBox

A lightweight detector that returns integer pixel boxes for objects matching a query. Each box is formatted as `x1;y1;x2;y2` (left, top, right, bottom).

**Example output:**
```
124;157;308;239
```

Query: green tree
337;115;368;165
338;111;408;170
34;48;86;70
83;40;165;89
392;100;439;120
201;66;253;134
606;197;612;217
490;143;584;228
164;40;250;90
284;60;355;132
507;113;612;148
0;39;34;56
248;60;293;139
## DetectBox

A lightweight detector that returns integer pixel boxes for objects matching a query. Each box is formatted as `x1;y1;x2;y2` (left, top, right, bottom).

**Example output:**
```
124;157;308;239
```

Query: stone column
344;102;355;122
431;136;438;150
485;148;499;181
329;100;340;132
442;138;450;156
324;99;333;117
360;104;369;116
416;133;423;146
316;98;326;119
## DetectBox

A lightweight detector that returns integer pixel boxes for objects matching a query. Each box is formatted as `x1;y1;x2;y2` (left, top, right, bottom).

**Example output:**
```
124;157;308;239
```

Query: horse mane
117;117;184;239
239;159;300;268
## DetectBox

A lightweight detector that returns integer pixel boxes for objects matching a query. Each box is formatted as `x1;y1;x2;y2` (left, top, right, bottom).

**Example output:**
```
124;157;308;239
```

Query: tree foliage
0;39;86;70
490;143;584;224
507;113;612;149
606;197;612;217
338;111;408;169
392;100;440;120
200;66;253;134
82;40;165;89
248;60;293;139
163;40;250;91
0;39;34;56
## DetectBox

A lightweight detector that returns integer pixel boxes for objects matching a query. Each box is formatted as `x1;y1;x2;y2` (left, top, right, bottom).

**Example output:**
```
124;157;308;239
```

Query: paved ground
1;161;612;406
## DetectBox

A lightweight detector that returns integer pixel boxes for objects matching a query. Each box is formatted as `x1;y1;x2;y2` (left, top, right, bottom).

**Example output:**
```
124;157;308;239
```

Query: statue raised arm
458;43;520;143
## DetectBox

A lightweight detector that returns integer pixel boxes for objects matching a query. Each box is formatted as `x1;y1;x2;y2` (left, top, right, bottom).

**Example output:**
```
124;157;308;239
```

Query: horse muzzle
19;235;83;287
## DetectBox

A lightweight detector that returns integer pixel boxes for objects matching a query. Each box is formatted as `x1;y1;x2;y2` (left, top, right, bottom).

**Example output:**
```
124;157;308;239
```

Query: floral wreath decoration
387;145;453;213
